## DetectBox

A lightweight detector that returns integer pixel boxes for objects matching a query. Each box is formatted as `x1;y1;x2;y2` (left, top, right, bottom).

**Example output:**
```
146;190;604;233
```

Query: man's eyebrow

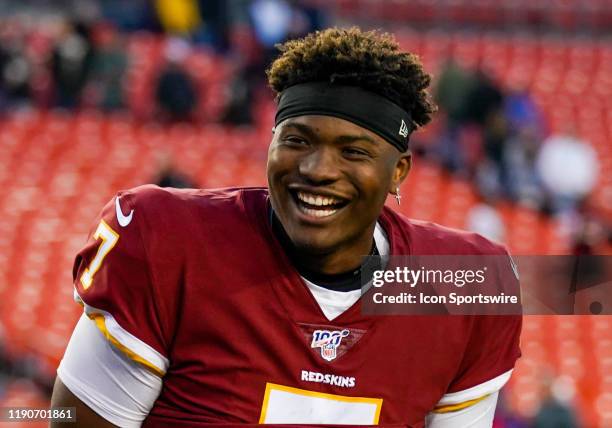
281;121;318;139
283;121;379;147
334;134;379;146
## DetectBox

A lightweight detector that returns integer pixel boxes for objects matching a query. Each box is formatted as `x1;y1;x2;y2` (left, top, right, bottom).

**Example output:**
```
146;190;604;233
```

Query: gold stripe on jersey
432;394;490;413
87;313;166;377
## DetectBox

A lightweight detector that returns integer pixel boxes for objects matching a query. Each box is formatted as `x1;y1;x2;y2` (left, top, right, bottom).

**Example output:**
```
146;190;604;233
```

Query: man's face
267;115;411;255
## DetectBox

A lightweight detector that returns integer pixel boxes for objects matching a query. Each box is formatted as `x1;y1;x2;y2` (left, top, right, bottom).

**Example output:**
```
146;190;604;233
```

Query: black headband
275;82;412;152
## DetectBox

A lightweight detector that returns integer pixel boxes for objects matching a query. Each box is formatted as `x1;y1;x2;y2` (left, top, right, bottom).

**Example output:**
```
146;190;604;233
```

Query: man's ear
390;151;412;193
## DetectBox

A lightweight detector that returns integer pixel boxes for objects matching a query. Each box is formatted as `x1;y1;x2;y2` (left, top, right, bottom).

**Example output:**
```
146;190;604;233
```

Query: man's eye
343;147;370;157
283;136;308;146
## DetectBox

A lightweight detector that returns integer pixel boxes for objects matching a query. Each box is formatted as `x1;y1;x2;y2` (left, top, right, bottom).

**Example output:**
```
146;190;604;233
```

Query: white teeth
294;191;344;218
301;207;338;217
297;191;342;207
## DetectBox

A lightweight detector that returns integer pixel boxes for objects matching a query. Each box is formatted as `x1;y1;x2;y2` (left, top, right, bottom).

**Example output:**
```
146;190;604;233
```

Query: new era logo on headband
399;119;409;138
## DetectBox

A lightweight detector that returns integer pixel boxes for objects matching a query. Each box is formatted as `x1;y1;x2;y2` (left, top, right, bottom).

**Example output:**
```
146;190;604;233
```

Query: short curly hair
267;27;436;130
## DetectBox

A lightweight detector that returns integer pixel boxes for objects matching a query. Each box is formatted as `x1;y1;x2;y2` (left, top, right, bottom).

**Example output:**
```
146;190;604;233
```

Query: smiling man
268;113;407;274
51;28;521;427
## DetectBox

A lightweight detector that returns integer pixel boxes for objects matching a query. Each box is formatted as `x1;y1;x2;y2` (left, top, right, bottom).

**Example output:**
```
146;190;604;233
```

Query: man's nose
298;147;341;184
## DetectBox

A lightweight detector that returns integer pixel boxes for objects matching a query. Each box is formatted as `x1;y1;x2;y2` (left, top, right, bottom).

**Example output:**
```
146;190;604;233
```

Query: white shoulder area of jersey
58;314;162;427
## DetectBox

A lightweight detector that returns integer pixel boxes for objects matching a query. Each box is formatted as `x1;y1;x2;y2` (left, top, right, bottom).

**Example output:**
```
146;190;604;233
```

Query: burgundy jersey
72;186;521;428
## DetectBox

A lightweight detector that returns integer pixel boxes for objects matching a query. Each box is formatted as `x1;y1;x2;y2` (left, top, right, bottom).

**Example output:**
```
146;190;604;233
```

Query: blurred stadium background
0;0;611;427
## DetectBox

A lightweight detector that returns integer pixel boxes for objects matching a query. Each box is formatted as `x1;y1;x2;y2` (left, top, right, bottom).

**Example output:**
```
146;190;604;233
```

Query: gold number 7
80;220;119;290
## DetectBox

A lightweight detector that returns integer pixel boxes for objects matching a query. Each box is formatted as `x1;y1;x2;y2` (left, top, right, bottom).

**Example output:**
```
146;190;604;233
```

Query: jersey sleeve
435;248;522;412
72;189;174;377
57;314;163;427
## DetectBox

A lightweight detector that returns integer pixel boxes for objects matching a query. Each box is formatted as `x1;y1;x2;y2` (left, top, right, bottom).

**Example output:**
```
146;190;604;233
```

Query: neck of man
270;210;376;276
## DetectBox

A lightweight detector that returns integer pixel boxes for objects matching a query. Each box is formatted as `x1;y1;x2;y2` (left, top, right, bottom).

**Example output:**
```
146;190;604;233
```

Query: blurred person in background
87;23;127;111
492;392;529;428
0;324;54;398
155;0;232;53
154;37;199;122
155;0;202;37
462;67;504;128
466;196;506;243
503;81;546;139
220;24;261;125
196;0;232;52
9;352;55;397
434;58;474;125
536;125;599;216
239;0;295;110
498;80;547;207
249;0;325;70
99;0;159;32
533;375;578;428
152;154;198;188
221;66;255;125
50;20;96;109
463;67;507;189
220;0;326;125
433;56;474;172
570;201;609;256
249;0;317;51
0;29;32;111
503;125;545;209
478;111;511;200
